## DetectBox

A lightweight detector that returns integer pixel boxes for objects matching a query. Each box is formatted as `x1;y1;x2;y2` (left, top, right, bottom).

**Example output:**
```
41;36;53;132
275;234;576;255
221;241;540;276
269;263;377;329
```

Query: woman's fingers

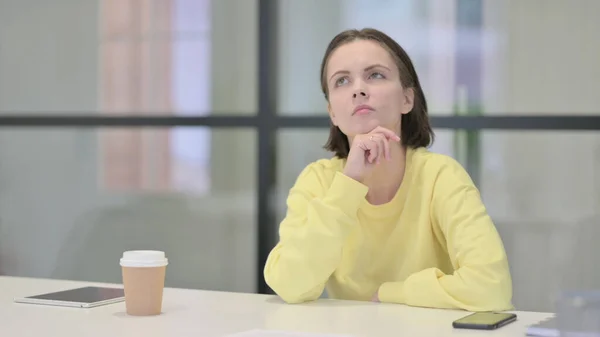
366;136;380;163
368;134;389;163
371;126;400;142
380;136;390;161
358;128;398;164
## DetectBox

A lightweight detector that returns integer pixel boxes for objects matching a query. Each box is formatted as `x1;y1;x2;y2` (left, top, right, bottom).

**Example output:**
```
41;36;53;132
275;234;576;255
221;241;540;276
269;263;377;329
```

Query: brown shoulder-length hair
321;28;434;158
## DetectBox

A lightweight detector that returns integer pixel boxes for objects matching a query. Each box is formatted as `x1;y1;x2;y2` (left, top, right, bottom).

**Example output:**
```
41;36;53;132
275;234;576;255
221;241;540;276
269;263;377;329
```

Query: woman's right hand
342;126;401;183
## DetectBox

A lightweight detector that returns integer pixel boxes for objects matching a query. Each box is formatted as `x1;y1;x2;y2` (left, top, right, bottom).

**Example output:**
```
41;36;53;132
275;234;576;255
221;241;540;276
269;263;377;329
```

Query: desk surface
1;276;553;337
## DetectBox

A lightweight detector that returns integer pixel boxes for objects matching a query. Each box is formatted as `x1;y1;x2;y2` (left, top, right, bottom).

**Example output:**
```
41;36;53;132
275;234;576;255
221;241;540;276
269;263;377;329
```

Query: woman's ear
401;88;415;115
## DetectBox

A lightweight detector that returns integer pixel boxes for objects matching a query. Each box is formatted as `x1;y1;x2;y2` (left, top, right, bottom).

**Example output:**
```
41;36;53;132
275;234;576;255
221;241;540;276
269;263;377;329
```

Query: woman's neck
363;143;407;205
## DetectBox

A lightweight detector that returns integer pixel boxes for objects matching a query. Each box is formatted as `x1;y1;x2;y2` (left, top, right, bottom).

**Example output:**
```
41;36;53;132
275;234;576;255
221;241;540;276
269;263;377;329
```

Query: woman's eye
369;72;385;79
335;77;349;86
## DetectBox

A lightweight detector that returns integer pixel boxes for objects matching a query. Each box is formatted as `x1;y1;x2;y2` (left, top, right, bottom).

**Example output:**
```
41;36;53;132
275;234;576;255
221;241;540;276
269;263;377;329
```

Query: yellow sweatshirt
264;146;513;312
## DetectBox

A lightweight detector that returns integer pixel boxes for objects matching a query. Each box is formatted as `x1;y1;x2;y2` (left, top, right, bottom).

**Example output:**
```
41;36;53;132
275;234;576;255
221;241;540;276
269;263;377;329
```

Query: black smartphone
452;312;517;330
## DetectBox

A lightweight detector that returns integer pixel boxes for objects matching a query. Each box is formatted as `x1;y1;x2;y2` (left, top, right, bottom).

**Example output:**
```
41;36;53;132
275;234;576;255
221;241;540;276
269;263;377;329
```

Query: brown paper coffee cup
120;250;168;316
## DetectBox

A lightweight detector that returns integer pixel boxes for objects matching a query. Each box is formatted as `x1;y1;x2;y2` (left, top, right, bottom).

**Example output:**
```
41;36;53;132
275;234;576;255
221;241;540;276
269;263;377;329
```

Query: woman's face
325;39;414;138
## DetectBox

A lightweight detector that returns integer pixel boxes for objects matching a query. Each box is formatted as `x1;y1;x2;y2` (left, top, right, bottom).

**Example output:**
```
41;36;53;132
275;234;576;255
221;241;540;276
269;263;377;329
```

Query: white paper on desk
224;329;355;337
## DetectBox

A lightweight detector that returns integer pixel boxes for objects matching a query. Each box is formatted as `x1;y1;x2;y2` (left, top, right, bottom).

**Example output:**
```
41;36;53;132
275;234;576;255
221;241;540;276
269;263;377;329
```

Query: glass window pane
0;128;257;293
100;0;137;37
483;1;600;115
101;0;211;38
0;0;257;116
275;129;332;221
479;131;600;312
172;0;211;33
0;1;99;113
171;39;212;115
275;128;600;312
101;38;212;115
276;0;600;116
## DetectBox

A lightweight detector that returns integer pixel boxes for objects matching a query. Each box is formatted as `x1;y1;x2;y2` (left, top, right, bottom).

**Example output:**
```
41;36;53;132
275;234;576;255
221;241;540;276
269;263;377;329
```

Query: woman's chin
346;121;382;136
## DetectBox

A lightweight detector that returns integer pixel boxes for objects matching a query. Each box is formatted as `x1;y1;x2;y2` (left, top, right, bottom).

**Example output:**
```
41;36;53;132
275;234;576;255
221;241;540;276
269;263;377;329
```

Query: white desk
1;276;553;337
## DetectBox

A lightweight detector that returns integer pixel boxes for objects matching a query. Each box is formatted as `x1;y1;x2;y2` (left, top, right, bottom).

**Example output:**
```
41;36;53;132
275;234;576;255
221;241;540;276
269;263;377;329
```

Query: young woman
263;28;513;312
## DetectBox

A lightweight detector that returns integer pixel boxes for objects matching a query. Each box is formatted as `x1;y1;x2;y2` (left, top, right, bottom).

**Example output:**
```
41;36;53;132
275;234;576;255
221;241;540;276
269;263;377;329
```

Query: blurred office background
0;0;599;313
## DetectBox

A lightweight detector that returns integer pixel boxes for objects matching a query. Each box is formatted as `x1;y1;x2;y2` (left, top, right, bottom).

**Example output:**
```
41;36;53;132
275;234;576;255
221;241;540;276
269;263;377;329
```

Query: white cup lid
120;250;168;267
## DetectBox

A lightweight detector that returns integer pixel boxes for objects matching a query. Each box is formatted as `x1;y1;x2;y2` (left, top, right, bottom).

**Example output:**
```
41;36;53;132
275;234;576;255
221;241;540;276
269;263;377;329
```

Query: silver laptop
14;286;125;308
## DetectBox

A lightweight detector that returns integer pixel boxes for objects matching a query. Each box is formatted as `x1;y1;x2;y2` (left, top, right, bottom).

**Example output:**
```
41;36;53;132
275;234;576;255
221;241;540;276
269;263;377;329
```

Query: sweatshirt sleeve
264;163;369;304
377;159;513;312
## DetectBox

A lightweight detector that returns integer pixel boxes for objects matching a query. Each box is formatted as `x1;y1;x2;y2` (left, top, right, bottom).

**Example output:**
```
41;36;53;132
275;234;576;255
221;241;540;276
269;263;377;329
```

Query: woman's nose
353;91;368;98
